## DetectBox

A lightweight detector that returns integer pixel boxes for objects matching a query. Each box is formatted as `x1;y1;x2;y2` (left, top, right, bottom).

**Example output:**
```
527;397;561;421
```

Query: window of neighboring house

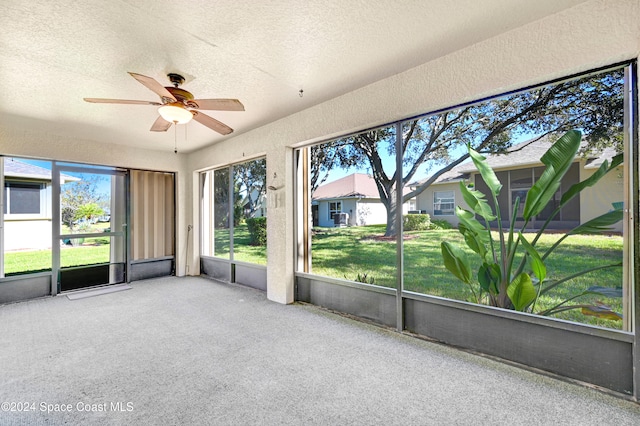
329;201;342;220
3;182;43;216
510;169;532;221
433;191;454;215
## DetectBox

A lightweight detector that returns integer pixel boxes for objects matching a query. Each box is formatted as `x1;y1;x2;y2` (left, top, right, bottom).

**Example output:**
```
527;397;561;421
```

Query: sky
317;131;537;187
6;158;113;198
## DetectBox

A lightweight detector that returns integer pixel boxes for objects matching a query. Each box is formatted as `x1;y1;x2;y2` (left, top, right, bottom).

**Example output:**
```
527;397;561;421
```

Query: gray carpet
0;276;639;425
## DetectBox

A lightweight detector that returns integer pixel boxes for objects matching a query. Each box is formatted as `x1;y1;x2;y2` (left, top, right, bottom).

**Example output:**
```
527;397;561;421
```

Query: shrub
403;214;431;231
246;217;267;246
431;219;454;230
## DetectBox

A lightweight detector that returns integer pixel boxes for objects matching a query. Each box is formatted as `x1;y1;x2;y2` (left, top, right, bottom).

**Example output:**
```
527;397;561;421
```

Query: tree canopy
61;174;108;231
311;67;625;236
234;158;266;218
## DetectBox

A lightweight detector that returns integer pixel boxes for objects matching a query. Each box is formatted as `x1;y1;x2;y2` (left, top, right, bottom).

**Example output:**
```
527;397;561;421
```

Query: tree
60;175;107;231
213;168;243;228
315;68;624;236
74;203;105;224
310;143;359;195
234;158;267;218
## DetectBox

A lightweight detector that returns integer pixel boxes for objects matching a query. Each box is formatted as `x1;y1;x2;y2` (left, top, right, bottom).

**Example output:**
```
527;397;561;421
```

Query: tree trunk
383;194;397;237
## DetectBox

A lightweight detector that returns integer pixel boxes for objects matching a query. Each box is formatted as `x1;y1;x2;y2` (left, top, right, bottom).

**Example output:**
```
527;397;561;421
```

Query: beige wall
4;219;52;251
415;182;466;227
581;164;625;233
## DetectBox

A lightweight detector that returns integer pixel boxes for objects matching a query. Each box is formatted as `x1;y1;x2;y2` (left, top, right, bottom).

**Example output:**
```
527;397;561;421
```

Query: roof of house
4;158;79;183
313;172;415;201
416;135;621;186
313;173;381;200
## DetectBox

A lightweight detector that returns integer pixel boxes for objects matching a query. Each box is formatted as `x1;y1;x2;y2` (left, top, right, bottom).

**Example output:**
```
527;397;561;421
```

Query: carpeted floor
1;276;639;425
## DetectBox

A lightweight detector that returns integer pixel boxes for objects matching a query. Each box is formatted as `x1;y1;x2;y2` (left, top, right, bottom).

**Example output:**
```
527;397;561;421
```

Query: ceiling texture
0;0;587;153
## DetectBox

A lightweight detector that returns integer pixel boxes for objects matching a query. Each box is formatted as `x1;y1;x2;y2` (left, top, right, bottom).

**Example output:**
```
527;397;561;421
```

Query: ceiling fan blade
84;98;161;105
128;72;177;102
192;111;233;135
150;116;173;132
190;99;245;111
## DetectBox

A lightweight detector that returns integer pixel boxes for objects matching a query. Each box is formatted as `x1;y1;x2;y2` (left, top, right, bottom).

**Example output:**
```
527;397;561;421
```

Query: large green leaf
523;130;581;220
583;286;623;298
441;241;473;285
581;303;623;321
518;233;546;283
478;262;500;294
457;208;489;259
568;209;623;235
459;181;496;221
468;146;502;196
507;272;537;311
460;224;486;259
456;208;488;236
560;153;623;206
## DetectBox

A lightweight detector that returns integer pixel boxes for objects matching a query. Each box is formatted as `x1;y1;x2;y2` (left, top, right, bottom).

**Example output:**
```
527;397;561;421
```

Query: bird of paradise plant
441;130;623;320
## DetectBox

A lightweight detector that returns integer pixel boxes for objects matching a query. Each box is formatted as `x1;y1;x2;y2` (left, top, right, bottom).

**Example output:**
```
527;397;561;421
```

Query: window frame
3;180;46;219
433;190;455;216
329;201;342;220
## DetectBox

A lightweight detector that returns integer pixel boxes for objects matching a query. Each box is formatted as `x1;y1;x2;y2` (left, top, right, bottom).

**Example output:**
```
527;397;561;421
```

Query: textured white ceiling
0;0;587;153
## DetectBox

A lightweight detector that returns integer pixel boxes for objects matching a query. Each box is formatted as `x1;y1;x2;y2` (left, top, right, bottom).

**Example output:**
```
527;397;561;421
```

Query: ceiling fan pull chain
174;121;178;154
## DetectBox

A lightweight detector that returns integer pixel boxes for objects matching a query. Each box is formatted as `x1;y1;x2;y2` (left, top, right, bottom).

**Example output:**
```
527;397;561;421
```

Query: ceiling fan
84;72;244;135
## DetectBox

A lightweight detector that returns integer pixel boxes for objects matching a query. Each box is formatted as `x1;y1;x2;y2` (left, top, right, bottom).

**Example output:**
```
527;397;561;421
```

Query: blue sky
9;158;112;197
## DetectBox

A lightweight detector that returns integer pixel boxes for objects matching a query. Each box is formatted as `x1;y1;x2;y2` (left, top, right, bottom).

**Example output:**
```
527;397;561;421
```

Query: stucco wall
355;200;387;226
415;182;466;228
581;164;625;233
316;198;387;227
4;219;52;251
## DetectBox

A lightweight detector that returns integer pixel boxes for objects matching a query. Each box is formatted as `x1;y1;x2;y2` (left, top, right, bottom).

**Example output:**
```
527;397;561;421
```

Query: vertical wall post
629;63;640;401
228;165;235;264
51;162;60;295
395;122;404;331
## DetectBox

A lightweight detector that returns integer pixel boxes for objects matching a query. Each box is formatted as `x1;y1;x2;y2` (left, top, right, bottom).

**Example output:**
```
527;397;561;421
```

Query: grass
4;244;112;275
5;223;624;329
5;225;113;275
212;224;267;265
311;225;624;329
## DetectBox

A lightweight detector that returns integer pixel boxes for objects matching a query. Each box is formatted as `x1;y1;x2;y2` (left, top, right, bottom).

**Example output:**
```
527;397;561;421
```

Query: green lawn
5;223;624;329
311;225;624;329
213;224;267;265
5;239;112;275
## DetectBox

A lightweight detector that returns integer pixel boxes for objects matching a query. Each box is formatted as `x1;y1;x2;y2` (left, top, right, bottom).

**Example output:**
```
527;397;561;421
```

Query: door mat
66;284;132;300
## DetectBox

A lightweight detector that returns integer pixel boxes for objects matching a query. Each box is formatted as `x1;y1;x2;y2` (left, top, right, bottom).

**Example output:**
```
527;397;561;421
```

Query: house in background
2;158;78;251
312;173;415;227
413;137;624;232
241;188;267;219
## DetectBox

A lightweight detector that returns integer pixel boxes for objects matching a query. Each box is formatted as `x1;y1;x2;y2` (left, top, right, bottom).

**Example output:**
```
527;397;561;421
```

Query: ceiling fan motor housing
167;73;185;87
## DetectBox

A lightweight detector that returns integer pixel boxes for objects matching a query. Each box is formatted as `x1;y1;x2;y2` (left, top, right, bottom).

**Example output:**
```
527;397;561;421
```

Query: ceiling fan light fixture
158;103;193;124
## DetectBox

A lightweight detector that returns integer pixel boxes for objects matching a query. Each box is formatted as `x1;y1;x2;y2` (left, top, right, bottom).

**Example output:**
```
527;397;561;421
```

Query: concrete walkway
1;276;639;425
